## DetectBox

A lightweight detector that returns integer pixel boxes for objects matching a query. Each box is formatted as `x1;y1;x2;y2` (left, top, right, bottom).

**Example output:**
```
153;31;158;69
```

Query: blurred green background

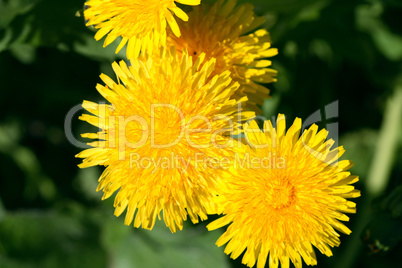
0;0;401;267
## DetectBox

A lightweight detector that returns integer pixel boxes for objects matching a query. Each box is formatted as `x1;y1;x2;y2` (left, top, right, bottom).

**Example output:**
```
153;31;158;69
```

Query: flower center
265;180;295;209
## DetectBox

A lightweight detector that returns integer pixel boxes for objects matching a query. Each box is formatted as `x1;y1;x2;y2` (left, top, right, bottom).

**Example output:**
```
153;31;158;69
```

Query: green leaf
340;129;377;179
0;210;107;268
73;167;103;201
9;43;36;64
356;0;402;61
101;218;229;268
381;185;402;219
0;0;39;28
73;34;125;62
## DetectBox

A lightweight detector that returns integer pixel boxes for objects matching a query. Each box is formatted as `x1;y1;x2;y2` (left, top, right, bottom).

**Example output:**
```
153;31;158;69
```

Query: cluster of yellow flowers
77;1;360;267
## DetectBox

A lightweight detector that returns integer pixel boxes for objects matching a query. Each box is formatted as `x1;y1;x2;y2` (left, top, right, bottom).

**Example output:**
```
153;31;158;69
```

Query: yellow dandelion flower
167;0;278;113
84;0;201;59
76;47;254;233
207;114;360;268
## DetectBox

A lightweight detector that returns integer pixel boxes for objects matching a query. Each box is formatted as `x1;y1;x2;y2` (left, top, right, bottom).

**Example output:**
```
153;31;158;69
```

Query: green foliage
0;208;227;268
0;210;106;268
0;0;401;267
101;219;228;268
362;186;402;254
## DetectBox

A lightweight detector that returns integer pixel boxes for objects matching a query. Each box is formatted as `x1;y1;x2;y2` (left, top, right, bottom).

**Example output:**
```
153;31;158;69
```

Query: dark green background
0;0;401;267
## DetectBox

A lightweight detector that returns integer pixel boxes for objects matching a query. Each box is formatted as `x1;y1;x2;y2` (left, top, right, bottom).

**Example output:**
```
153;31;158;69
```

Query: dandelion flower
207;114;360;268
76;47;254;232
84;0;201;59
167;0;278;113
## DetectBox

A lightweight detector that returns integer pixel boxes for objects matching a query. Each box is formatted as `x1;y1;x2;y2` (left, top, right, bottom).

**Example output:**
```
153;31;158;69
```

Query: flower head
84;0;201;59
167;0;278;113
76;47;254;232
207;114;360;268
